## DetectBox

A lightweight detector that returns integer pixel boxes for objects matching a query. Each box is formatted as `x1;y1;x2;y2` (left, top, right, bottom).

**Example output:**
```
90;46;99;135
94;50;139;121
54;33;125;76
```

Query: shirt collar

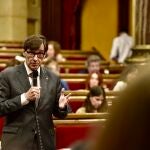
24;61;40;76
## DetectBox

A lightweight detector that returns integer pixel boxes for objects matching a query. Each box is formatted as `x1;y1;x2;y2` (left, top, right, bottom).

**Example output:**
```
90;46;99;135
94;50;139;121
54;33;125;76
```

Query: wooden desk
0;42;23;48
64;90;119;96
58;60;110;66
0;48;23;53
62;78;117;90
60;73;120;79
59;63;125;74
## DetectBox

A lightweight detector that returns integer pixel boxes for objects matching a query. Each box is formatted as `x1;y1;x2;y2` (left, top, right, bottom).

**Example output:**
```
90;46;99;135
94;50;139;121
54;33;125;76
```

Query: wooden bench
61;50;100;55
0;41;23;48
60;73;120;79
54;114;106;149
54;113;109;120
62;78;117;90
0;53;19;57
58;60;110;73
58;60;110;66
0;49;23;60
59;63;125;74
64;90;119;97
60;49;102;61
0;49;23;66
65;90;118;112
0;114;106;149
0;48;23;53
60;73;120;89
0;63;8;71
68;96;115;112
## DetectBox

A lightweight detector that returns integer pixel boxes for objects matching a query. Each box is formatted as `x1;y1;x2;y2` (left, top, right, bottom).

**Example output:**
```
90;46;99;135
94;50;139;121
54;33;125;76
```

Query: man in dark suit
0;35;70;150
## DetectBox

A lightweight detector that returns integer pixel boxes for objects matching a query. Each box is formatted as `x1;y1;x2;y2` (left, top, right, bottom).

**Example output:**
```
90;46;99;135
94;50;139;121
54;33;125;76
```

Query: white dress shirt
21;61;40;105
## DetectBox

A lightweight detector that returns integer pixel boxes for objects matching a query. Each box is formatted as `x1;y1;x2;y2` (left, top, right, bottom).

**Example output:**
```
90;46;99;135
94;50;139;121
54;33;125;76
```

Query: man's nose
33;54;38;60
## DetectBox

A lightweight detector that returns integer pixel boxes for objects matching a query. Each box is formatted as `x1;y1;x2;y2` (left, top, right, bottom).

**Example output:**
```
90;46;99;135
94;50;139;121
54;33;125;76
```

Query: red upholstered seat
66;57;87;61
67;82;86;90
0;117;4;139
69;100;84;113
55;124;96;149
59;67;85;73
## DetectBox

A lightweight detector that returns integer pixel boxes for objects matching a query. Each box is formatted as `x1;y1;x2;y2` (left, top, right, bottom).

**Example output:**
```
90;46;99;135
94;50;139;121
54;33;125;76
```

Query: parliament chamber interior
0;0;149;149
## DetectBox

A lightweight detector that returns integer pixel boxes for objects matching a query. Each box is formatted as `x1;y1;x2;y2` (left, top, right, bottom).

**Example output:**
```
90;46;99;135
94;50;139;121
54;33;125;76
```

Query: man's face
24;43;45;71
88;61;100;73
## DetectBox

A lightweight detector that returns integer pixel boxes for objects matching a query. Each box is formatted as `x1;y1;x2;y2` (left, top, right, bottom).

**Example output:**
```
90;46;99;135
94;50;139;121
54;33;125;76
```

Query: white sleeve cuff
21;93;29;105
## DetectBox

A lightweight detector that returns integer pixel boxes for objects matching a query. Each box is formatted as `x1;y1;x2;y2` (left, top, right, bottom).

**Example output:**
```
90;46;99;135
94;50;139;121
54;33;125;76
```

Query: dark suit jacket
0;63;68;150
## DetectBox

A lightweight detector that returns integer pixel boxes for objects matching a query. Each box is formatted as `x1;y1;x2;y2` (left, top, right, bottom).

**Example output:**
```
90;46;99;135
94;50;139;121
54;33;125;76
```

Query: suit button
34;130;37;134
32;129;37;135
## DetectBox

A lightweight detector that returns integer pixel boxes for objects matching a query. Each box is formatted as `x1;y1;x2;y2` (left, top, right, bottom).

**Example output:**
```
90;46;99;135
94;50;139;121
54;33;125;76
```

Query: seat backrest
55;119;104;149
0;117;4;139
69;100;84;113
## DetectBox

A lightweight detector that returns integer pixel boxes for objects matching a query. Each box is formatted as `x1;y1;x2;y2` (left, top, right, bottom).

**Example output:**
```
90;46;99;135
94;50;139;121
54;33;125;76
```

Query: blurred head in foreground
91;63;150;150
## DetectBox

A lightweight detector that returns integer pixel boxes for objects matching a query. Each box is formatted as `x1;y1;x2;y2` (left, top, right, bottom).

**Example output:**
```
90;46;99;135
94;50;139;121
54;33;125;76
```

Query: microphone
32;71;44;149
32;70;38;86
32;70;39;107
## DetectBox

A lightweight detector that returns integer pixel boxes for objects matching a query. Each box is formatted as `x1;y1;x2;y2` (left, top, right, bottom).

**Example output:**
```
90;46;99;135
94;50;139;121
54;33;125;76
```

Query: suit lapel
16;64;31;92
16;64;36;110
16;64;49;110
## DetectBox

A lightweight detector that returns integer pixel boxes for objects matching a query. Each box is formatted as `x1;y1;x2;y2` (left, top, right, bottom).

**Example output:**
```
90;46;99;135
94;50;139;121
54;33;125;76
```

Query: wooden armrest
0;48;23;53
60;73;120;79
61;50;99;55
58;60;109;66
0;53;21;57
0;63;7;67
0;42;22;48
66;113;109;119
64;90;119;96
54;118;106;125
0;59;14;63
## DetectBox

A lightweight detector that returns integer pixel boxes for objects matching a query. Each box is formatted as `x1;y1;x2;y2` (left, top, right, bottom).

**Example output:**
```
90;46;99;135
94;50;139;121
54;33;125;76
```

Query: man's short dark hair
86;55;101;66
23;34;48;53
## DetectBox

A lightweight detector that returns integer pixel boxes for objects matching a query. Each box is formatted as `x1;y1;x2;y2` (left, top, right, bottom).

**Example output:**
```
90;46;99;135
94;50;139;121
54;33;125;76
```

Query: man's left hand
59;88;71;109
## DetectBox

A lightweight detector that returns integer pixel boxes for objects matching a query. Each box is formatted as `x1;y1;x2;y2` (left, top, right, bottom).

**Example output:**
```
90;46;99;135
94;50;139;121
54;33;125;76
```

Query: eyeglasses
26;51;45;58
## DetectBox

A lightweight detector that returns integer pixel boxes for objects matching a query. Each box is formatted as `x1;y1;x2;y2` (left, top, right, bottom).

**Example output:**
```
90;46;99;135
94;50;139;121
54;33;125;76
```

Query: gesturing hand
25;86;41;101
59;88;71;109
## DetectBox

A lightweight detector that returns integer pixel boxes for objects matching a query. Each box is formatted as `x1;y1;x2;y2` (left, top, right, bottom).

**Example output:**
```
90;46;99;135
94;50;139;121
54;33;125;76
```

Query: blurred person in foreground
113;64;138;91
0;34;70;150
90;63;150;150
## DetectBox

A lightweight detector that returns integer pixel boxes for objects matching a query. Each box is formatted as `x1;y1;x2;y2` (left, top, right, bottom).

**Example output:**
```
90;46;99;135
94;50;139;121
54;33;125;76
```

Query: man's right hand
25;87;41;101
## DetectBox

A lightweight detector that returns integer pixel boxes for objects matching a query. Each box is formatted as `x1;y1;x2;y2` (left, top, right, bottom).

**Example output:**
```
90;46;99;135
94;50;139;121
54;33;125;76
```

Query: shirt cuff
21;93;29;105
